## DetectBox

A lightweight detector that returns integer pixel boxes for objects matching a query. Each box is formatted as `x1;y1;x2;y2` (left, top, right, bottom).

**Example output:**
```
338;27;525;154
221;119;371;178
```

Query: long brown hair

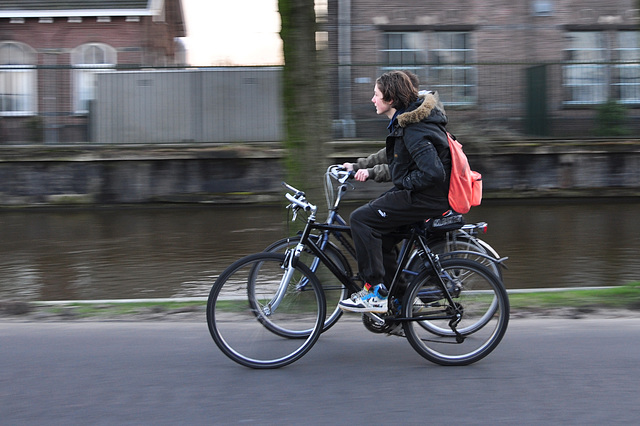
376;71;419;111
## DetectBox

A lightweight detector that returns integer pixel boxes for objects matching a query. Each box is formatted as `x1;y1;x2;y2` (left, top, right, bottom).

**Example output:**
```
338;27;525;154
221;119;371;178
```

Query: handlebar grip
281;181;304;196
285;193;313;211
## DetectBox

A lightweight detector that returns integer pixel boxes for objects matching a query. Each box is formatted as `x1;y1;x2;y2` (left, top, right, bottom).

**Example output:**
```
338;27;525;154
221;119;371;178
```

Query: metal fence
1;65;284;144
1;62;639;144
335;61;640;139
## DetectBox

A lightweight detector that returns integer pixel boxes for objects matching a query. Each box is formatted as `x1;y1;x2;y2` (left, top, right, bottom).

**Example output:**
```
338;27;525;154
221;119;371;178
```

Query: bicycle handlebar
281;181;303;196
285;192;316;212
282;165;352;218
327;165;354;184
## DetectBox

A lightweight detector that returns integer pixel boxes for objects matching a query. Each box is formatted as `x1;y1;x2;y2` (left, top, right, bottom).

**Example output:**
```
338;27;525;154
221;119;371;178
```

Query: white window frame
71;43;116;114
564;30;640;105
429;31;476;106
614;31;640;104
380;31;476;106
380;32;428;84
563;31;609;105
0;41;37;116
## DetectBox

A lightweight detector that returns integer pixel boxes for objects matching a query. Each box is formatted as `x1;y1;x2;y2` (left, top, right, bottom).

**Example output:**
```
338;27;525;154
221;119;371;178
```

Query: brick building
327;0;640;138
0;0;186;142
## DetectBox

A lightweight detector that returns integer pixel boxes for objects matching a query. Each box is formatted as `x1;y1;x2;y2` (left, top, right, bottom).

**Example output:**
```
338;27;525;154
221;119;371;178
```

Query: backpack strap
436;123;456;141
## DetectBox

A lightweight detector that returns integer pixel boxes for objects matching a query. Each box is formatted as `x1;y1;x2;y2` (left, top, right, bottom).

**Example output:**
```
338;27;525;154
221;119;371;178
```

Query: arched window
71;43;117;113
0;41;37;116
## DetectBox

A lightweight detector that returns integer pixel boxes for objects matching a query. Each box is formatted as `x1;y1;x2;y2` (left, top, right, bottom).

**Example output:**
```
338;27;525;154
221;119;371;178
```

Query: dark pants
350;188;449;287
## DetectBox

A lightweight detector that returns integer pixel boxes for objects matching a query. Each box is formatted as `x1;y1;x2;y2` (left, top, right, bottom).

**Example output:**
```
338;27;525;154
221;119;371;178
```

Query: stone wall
1;140;640;206
0;144;285;206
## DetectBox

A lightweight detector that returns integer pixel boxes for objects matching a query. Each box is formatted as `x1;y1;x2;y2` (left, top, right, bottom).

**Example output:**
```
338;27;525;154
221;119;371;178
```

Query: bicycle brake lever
338;171;353;184
287;203;299;221
328;166;352;184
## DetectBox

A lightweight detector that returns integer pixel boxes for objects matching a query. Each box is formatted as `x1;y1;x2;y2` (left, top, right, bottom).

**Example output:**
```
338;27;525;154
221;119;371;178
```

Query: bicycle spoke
402;258;509;366
207;253;325;369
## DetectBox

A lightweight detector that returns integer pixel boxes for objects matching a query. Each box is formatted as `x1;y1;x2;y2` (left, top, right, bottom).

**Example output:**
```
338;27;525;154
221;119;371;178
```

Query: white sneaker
339;284;388;313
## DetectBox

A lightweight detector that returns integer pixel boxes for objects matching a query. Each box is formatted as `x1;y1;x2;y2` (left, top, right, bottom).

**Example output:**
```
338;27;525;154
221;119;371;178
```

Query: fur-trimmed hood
397;91;447;128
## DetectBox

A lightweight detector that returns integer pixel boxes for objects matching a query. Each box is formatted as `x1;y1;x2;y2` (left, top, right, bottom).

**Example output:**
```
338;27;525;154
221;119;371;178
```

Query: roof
0;1;159;17
0;1;185;36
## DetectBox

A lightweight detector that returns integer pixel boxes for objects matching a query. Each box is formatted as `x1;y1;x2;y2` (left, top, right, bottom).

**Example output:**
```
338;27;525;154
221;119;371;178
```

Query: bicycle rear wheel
407;236;501;279
431;237;502;278
402;258;509;366
206;252;326;369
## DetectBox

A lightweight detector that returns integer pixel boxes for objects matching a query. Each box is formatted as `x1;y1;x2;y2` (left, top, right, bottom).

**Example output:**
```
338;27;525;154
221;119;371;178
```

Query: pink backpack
446;132;482;214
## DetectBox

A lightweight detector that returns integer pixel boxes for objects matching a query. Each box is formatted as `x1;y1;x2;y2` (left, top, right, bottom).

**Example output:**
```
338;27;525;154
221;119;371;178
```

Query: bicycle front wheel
206;252;326;369
402;258;509;366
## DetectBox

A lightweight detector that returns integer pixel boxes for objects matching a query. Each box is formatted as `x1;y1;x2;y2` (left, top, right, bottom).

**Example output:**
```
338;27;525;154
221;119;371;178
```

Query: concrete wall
1;140;640;206
0;144;285;205
330;139;640;200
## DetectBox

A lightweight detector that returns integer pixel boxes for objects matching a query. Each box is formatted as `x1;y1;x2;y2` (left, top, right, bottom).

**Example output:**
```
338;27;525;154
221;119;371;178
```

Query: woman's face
371;84;394;118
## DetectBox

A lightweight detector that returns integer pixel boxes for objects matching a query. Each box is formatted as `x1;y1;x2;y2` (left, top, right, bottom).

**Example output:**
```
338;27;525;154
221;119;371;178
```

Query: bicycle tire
264;235;351;334
413;238;502;335
405;236;502;280
206;252;326;369
402;258;509;366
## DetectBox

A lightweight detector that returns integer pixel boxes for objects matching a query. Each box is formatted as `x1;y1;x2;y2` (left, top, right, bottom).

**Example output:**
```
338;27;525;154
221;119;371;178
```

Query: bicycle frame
277;167;504;339
283;190;465;331
289;219;360;295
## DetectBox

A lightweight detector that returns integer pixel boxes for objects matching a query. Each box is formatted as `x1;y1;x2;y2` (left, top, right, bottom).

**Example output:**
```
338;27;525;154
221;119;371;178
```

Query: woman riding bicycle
339;70;452;313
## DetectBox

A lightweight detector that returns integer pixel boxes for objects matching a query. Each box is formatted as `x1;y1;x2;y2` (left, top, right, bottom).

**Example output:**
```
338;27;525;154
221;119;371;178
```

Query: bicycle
206;179;509;369
263;165;505;334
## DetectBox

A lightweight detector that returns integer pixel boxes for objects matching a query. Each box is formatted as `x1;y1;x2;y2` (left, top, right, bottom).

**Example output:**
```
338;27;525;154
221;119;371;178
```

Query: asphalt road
1;316;639;425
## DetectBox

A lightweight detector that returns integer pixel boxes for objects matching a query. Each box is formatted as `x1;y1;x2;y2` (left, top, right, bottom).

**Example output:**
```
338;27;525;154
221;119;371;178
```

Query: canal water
1;200;639;301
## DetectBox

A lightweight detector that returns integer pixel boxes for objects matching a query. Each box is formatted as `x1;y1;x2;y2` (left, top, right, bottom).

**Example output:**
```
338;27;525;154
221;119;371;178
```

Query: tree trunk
278;0;329;197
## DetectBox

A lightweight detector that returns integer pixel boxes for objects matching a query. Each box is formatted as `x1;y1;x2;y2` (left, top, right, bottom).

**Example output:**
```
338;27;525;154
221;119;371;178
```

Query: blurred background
3;0;640;143
1;0;639;301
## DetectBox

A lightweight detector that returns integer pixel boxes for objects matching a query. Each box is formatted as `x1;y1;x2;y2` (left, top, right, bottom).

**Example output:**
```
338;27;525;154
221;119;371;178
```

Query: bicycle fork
263;244;305;316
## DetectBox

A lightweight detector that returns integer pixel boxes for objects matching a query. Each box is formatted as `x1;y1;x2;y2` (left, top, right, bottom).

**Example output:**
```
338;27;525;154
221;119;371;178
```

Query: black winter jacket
386;91;451;197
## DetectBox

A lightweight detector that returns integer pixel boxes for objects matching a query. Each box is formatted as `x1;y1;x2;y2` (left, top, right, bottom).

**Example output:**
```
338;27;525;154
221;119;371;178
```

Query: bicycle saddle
424;210;465;233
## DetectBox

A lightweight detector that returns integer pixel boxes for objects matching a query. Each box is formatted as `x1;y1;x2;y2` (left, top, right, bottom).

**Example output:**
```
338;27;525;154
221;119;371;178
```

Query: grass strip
507;283;640;311
31;300;207;319
3;284;640;320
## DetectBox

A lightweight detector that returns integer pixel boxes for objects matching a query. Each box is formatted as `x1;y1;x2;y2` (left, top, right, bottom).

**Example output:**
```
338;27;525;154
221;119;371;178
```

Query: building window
563;32;608;105
380;31;476;105
614;31;640;104
429;32;476;105
380;32;428;82
564;30;640;105
0;41;37;116
381;32;427;67
71;43;117;114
